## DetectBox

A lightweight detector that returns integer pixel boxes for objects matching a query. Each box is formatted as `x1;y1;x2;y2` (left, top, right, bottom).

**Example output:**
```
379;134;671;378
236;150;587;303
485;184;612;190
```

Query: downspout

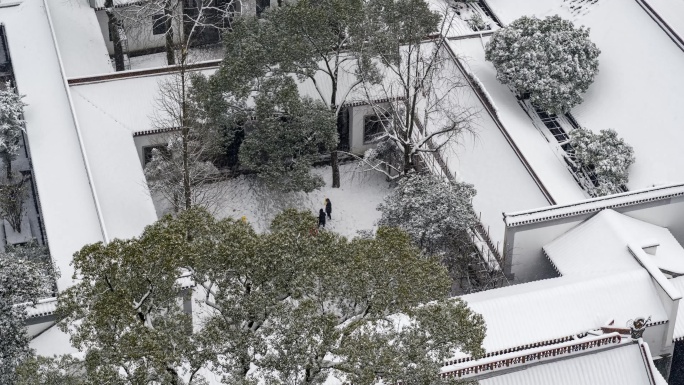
41;0;110;243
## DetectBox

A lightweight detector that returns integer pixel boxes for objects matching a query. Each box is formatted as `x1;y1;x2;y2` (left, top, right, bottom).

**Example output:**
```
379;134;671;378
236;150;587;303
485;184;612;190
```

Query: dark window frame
152;14;167;35
363;112;390;144
143;145;168;166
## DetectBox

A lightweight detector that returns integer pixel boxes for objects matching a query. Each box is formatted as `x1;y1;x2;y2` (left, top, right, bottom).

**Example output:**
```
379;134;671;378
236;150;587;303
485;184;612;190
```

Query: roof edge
504;183;684;227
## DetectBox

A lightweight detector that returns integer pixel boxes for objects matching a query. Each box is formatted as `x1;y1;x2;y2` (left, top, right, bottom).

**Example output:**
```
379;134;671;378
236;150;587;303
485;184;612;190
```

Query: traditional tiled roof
442;334;665;385
456;269;668;358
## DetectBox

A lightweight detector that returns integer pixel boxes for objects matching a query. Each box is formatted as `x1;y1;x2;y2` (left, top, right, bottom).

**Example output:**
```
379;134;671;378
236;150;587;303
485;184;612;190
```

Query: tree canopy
485;15;600;115
52;208;485;384
378;173;478;254
0;245;54;384
568;127;635;197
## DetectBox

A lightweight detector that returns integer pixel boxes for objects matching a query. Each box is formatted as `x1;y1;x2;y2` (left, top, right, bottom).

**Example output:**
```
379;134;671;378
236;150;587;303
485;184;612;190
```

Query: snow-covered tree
56;208;486;384
0;251;54;384
144;135;221;213
0;173;28;233
0;82;27;180
485;15;600;115
238;77;338;193
258;0;371;188
568;127;635;196
378;173;478;254
356;0;477;177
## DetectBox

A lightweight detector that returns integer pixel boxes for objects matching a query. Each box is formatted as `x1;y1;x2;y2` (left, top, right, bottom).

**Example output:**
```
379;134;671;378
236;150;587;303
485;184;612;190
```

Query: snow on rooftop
434;43;549;248
30;323;81;358
644;0;684;41
459;269;668;354
504;183;684;227
485;0;684;190
478;341;657;385
46;0;113;78
544;209;684;276
5;0;106;291
447;37;587;204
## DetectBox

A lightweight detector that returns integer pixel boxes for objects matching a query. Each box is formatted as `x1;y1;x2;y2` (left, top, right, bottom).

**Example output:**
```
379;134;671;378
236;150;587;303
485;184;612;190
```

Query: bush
568;128;635;196
485;15;600;114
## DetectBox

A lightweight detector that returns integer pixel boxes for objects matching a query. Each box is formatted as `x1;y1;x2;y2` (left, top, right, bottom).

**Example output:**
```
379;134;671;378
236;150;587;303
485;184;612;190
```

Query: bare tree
145;66;224;214
355;1;478;179
115;0;239;67
103;0;126;71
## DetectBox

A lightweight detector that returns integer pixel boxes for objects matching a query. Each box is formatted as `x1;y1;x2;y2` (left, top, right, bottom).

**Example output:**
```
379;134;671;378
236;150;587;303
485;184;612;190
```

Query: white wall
348;103;391;155
133;132;171;167
504;195;684;283
96;8;182;56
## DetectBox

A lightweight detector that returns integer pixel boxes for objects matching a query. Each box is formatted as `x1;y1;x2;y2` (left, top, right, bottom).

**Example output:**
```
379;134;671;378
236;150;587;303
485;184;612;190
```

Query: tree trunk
5;153;11;180
181;68;191;211
330;84;340;188
105;1;125;71
164;4;176;65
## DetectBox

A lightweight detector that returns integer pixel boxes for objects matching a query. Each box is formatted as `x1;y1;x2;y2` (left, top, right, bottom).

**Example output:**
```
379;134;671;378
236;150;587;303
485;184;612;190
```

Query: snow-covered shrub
0;82;27;179
378;173;478;253
568;128;635;196
468;12;488;31
485;15;600;115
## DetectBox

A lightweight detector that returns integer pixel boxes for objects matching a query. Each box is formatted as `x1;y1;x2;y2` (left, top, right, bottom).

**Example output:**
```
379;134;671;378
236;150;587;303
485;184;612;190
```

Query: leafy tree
0;82;27;179
56;211;213;385
378;173;478;254
485;15;600;115
356;0;477;177
16;355;85;385
56;208;485;384
238;77;338;192
568;128;635;196
0;251;54;384
263;0;371;188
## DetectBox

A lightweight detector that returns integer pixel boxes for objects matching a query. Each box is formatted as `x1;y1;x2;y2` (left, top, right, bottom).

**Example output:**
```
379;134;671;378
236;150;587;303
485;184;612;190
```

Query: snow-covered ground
154;163;393;238
484;0;684;191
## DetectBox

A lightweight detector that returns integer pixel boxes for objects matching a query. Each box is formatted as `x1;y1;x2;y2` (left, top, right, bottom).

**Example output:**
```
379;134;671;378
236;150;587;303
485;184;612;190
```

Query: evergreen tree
238;77;338;193
568;128;635;196
485;15;600;115
53;208;485;384
378;173;478;254
0;82;27;180
0;250;54;384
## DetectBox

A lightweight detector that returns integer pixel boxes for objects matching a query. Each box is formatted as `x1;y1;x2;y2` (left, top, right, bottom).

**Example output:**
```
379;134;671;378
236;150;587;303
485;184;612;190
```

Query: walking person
318;208;326;228
325;198;332;220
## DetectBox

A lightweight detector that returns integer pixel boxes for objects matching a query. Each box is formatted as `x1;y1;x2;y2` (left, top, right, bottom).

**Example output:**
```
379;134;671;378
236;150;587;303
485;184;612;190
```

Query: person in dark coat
325;198;332;220
318;209;326;228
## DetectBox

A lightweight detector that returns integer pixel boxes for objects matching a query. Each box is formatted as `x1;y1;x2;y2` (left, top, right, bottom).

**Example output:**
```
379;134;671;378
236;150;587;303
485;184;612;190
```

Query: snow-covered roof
643;0;684;43
447;36;587;205
475;338;666;385
484;0;684;191
670;275;684;342
29;323;81;357
5;0;107;291
46;0;113;78
89;0;143;11
504;183;684;227
544;209;684;276
459;269;668;355
432;41;550;248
